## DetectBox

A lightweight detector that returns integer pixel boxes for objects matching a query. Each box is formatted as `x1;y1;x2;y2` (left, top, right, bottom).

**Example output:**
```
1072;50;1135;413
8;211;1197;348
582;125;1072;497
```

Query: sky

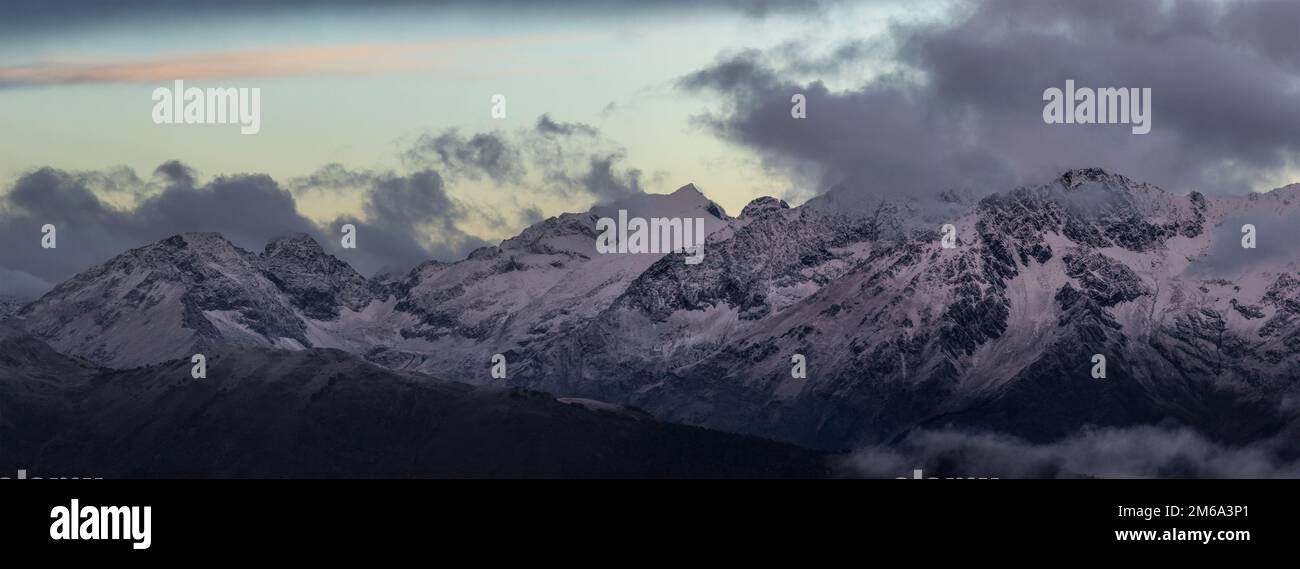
2;0;1299;296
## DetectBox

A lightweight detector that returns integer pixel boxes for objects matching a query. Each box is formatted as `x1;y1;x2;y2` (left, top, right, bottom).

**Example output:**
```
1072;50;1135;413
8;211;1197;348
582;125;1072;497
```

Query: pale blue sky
6;0;1294;292
0;1;913;232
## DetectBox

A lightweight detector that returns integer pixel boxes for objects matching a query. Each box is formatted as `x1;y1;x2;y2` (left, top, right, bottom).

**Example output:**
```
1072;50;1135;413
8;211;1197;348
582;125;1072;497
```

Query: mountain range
5;168;1300;475
0;322;825;477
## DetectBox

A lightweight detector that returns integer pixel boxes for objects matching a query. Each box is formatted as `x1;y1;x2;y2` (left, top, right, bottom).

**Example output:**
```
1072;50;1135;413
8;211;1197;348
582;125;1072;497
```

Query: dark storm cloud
357;169;488;263
289;164;491;276
76;166;149;200
681;0;1300;199
398;119;647;203
520;205;545;225
152;160;197;187
296;115;658;272
0;160;498;297
0;0;838;34
530;147;646;204
0;168;131;296
402;130;526;186
521;116;647;203
287;163;377;196
680;50;1011;203
839;426;1300;479
1188;203;1300;277
576;154;645;201
135;174;322;249
773;38;878;76
0;113;652;296
1221;0;1300;72
536;114;599;138
0;165;325;297
295;117;642;274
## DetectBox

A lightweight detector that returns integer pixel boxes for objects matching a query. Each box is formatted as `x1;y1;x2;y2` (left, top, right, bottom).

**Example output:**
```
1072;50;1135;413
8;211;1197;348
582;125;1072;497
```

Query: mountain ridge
0;325;825;478
12;170;1300;452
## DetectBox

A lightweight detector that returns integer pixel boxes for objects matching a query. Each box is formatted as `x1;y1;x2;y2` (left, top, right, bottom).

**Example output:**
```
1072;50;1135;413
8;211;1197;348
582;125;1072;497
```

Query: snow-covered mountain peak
499;211;601;255
1050;168;1191;218
263;232;325;257
1058;167;1115;187
668;183;724;214
1056;168;1146;192
499;185;733;257
19;230;316;367
0;295;28;321
740;196;790;219
671;182;702;196
1261;183;1300;203
16;170;1300;454
592;184;729;221
256;233;375;320
84;232;253;280
168;231;246;254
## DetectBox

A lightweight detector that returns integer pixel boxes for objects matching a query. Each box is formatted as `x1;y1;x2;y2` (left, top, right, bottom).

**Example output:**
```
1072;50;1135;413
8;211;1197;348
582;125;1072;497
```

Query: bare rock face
0;296;25;321
18;233;312;367
513;169;1300;450
15;170;1300;453
256;233;377;321
1062;248;1150;307
740;196;789;219
0;330;827;478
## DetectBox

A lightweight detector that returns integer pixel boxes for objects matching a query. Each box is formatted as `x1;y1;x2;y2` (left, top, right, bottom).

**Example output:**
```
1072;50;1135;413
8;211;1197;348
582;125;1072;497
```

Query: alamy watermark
50;499;151;550
899;468;998;480
152;80;261;134
595;209;706;265
2;468;101;480
1043;79;1151;134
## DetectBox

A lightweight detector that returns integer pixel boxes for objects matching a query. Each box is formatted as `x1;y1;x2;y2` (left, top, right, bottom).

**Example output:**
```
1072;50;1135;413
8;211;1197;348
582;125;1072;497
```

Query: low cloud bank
839;425;1300;479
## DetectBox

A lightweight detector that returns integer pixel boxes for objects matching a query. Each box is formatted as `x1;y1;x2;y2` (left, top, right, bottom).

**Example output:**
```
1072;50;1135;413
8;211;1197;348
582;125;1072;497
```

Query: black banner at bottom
0;479;1287;558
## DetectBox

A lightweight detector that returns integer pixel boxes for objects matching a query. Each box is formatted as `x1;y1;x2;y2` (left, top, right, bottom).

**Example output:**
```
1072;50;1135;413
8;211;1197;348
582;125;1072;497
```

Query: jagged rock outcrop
257;233;377;320
14;170;1300;453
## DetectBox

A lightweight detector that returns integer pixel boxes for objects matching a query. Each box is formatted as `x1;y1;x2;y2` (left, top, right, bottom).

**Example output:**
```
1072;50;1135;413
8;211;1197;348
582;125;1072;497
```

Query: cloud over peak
680;0;1300;200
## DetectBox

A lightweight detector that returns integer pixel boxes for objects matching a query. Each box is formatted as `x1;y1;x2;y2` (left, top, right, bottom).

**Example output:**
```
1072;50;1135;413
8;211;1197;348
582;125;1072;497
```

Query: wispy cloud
680;0;1300;197
838;426;1300;479
0;113;647;293
0;37;553;87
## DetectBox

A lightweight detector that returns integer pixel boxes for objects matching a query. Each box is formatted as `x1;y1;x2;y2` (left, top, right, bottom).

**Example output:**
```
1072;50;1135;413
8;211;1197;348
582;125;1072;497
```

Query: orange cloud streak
0;38;542;85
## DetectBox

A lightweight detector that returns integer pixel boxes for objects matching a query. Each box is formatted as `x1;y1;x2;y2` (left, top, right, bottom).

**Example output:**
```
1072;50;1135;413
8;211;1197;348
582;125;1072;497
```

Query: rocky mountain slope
12;170;1300;453
515;170;1300;449
0;296;24;321
0;325;825;478
16;232;360;368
